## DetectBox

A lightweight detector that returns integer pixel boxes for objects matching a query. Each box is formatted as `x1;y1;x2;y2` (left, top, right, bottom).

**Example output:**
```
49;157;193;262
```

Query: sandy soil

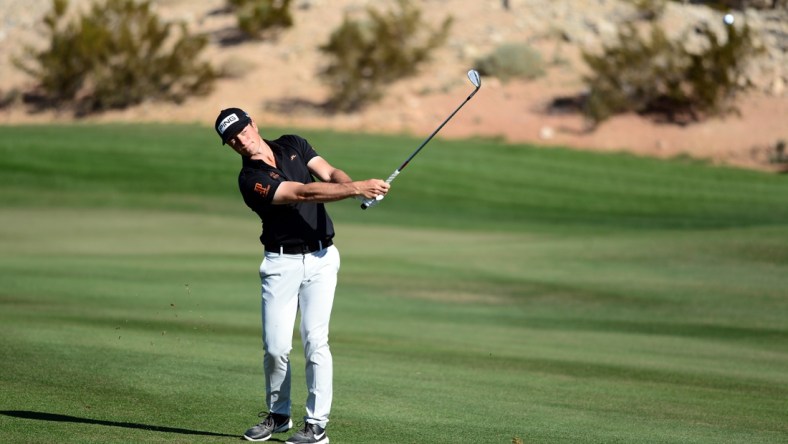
1;0;786;172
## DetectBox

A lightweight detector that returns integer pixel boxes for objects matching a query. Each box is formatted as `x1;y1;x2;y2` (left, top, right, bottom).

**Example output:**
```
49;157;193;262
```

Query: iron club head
467;69;481;89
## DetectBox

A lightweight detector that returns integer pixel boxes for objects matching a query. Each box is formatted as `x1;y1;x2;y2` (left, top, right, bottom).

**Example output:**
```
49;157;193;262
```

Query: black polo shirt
238;135;335;248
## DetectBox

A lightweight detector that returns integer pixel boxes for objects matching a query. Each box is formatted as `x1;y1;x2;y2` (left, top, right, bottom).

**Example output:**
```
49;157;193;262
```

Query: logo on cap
217;113;239;134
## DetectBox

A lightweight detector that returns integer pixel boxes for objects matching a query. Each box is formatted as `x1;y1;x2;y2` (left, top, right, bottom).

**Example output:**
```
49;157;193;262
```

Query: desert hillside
0;0;786;171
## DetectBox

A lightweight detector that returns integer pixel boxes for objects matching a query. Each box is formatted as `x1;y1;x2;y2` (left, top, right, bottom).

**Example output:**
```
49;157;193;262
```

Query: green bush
474;43;545;82
227;0;293;39
14;0;216;114
319;0;453;112
581;20;760;125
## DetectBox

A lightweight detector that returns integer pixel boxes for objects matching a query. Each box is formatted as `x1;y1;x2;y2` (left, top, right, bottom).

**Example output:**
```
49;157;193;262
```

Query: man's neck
250;139;276;167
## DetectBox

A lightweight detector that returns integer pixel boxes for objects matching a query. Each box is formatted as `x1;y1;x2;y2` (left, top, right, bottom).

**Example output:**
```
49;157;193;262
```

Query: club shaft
360;83;480;210
395;87;479;173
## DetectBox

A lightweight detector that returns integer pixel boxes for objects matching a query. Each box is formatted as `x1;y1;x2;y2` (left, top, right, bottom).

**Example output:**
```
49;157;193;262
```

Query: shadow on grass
0;410;237;438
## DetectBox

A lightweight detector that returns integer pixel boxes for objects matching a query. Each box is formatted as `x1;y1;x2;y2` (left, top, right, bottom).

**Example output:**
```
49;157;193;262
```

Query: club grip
360;170;400;210
360;194;384;210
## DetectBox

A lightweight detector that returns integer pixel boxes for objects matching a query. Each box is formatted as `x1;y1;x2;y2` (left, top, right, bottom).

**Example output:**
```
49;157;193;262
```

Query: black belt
265;239;333;255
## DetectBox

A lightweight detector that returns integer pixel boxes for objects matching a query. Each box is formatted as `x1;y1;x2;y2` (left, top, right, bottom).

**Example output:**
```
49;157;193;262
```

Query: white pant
259;245;339;428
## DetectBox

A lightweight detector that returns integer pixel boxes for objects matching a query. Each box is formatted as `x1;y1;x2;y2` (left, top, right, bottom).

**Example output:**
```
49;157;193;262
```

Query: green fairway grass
0;124;786;443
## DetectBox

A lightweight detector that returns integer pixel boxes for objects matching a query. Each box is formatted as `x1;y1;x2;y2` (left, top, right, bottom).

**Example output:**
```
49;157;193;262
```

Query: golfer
215;108;389;444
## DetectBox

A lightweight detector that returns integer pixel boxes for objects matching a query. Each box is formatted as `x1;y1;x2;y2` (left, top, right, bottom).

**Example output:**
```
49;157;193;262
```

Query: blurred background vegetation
8;0;780;126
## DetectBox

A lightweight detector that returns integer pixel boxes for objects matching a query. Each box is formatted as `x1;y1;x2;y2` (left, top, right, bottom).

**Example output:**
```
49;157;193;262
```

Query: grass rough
0;124;786;443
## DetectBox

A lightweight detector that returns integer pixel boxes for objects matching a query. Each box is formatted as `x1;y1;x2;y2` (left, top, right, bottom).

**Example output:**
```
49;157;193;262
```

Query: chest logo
269;172;280;180
290;154;297;161
254;183;271;197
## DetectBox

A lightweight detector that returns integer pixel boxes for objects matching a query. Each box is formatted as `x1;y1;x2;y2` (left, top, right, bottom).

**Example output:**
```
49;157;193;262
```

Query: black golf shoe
285;422;328;444
242;412;292;442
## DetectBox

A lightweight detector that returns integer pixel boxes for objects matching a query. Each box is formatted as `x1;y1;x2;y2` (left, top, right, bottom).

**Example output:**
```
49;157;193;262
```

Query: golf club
361;69;482;210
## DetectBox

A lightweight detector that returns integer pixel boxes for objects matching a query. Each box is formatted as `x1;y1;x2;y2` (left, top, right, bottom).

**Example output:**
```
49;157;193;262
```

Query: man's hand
354;179;390;199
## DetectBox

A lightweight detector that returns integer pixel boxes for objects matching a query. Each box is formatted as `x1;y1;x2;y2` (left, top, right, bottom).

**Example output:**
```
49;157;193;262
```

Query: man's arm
271;157;388;204
308;156;352;183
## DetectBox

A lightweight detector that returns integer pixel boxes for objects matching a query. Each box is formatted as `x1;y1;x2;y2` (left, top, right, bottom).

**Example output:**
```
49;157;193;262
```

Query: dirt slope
0;0;785;171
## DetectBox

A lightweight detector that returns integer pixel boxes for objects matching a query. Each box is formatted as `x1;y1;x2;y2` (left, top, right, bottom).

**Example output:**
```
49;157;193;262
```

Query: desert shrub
694;0;787;10
581;20;760;125
474;43;545;82
227;0;293;39
319;0;453;112
636;0;788;13
14;0;216;114
771;140;787;164
631;0;668;20
0;88;21;109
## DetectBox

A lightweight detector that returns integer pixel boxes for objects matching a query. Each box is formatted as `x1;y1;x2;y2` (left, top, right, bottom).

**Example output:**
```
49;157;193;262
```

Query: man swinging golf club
215;107;389;443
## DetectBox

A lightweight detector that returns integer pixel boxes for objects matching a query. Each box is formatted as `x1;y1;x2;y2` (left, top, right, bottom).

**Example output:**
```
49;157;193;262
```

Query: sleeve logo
254;183;271;197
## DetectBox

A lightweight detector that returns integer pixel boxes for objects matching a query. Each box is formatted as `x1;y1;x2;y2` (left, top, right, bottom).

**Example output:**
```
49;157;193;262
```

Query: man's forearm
284;181;361;203
272;176;389;204
299;168;356;202
327;168;353;184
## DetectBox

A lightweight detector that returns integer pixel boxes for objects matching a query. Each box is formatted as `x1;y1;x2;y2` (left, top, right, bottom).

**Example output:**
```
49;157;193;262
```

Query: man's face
227;122;259;157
